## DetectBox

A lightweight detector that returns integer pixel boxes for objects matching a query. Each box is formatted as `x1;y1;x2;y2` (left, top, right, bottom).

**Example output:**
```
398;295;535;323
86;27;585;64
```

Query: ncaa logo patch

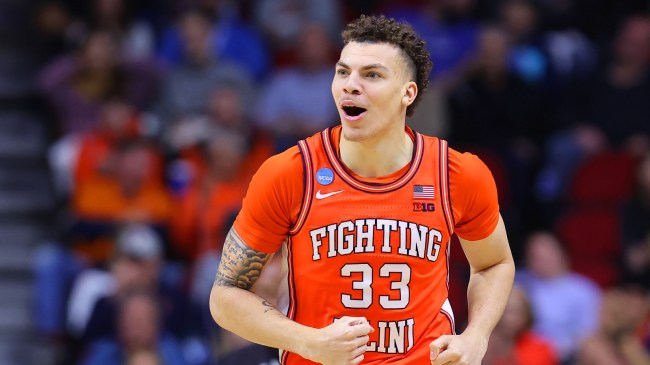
316;168;334;186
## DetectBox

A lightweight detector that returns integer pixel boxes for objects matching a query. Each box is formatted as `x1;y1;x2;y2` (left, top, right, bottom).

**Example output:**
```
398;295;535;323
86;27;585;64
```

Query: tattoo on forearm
214;228;272;290
261;300;275;313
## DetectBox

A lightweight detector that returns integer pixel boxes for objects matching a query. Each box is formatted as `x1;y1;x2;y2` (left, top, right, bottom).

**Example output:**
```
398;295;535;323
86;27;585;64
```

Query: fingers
430;335;452;360
350;342;367;358
340;316;374;336
431;350;460;365
350;335;369;350
351;353;365;365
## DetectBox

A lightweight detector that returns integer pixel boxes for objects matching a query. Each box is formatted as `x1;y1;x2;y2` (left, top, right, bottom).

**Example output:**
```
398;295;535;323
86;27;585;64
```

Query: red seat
556;207;621;288
569;151;638;205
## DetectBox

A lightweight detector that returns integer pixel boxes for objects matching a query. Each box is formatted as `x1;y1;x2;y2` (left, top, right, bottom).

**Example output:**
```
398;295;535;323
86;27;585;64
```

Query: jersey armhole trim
289;140;313;235
439;139;455;236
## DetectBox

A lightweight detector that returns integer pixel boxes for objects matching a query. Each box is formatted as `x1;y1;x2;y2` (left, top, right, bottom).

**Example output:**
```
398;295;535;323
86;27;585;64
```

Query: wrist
461;326;490;347
291;325;321;361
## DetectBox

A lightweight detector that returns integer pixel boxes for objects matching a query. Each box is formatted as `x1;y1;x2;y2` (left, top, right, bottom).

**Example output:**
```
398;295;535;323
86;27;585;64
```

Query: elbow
209;285;227;327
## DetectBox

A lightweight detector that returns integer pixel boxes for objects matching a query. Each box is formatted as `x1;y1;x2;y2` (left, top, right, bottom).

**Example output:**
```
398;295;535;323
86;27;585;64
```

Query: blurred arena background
0;0;648;364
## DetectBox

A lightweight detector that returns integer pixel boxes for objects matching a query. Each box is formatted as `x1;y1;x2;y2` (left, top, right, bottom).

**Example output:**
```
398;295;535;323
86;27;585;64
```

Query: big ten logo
412;202;435;212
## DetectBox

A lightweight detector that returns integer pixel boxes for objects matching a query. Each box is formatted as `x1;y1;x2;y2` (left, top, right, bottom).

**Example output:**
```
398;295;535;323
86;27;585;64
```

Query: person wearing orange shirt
210;15;515;365
71;138;171;263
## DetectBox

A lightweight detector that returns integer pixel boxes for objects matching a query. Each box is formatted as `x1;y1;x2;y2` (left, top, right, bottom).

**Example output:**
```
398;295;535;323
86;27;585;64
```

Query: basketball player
210;15;515;365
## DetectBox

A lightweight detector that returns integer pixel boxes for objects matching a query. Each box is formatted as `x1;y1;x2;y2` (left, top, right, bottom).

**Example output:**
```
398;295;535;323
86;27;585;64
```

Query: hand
303;316;374;365
430;333;488;365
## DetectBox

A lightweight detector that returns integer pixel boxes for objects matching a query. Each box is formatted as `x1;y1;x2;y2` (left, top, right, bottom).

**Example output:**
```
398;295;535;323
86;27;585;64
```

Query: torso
282;126;455;364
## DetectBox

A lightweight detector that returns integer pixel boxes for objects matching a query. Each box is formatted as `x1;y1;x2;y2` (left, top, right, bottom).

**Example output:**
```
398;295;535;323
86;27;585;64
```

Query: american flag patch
413;185;435;199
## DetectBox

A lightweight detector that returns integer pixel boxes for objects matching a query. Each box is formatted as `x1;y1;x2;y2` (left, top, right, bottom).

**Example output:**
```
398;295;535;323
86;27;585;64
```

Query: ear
402;81;418;108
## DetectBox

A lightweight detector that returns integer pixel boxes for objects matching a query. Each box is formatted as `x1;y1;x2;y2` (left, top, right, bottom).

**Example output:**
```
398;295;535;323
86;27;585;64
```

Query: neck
339;126;413;178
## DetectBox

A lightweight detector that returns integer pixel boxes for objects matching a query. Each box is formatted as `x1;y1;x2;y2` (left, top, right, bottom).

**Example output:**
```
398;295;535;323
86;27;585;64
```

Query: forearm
210;285;315;355
464;259;515;339
210;227;319;359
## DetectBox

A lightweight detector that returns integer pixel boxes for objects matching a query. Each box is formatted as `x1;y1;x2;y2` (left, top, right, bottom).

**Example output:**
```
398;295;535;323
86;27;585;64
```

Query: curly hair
341;14;432;117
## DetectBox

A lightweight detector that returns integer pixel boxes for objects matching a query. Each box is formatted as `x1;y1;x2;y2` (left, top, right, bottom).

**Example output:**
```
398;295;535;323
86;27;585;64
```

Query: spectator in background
32;1;78;61
158;2;269;80
448;24;546;236
252;0;342;56
577;285;650;365
621;153;650;289
387;0;479;84
66;224;165;339
499;0;548;85
80;289;187;365
75;0;156;61
576;15;650;150
72;97;152;189
80;225;200;349
170;130;250;262
153;9;254;134
255;22;338;151
49;96;149;198
483;286;558;365
165;83;273;190
38;29;161;135
170;129;266;320
34;139;169;341
71;139;170;246
516;231;601;363
449;24;546;154
535;15;650;204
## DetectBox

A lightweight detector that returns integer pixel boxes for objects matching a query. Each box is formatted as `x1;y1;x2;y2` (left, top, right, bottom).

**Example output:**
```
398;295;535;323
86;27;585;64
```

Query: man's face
331;41;416;142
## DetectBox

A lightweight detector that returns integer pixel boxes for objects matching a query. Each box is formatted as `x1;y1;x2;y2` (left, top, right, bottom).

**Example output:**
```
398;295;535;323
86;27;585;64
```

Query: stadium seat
556;207;621;288
569;150;638;205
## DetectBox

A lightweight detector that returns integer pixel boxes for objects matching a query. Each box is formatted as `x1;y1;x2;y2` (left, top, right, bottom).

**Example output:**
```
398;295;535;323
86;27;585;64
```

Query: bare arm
431;215;515;364
210;228;372;365
460;214;515;339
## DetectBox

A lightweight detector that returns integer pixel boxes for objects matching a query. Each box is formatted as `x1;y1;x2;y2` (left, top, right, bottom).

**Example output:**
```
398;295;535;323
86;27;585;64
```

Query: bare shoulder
214;228;274;290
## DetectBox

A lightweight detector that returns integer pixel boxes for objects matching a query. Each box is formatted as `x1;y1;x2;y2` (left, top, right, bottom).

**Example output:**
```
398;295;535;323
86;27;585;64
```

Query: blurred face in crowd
615;17;650;64
81;31;118;72
525;232;568;279
117;144;153;191
180;11;212;62
119;294;160;351
332;41;417;142
208;87;244;127
112;254;161;293
477;26;510;73
100;99;133;134
94;0;124;20
298;23;333;70
207;132;247;179
501;0;537;39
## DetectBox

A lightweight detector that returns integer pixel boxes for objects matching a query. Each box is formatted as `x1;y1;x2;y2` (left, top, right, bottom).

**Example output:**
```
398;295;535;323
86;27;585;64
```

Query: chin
341;126;372;142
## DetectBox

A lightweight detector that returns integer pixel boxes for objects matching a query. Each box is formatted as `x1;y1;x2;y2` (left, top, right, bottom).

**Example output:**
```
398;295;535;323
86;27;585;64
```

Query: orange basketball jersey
282;126;456;364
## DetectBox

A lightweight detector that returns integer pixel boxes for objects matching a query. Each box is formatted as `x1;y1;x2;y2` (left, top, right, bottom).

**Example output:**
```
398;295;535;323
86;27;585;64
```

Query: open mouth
342;106;367;117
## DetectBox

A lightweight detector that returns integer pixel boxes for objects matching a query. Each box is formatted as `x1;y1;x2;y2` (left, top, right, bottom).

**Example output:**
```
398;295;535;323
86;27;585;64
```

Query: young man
210;15;515;365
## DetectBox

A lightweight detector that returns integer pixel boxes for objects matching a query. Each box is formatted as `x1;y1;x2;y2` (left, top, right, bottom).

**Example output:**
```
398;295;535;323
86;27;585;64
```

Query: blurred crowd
22;0;650;364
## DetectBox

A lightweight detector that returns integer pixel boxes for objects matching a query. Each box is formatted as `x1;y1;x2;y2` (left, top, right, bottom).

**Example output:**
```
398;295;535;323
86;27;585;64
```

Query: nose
343;73;361;95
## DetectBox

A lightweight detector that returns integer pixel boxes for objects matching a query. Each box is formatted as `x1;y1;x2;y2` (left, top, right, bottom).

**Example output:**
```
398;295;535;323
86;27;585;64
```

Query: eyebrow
336;61;389;72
